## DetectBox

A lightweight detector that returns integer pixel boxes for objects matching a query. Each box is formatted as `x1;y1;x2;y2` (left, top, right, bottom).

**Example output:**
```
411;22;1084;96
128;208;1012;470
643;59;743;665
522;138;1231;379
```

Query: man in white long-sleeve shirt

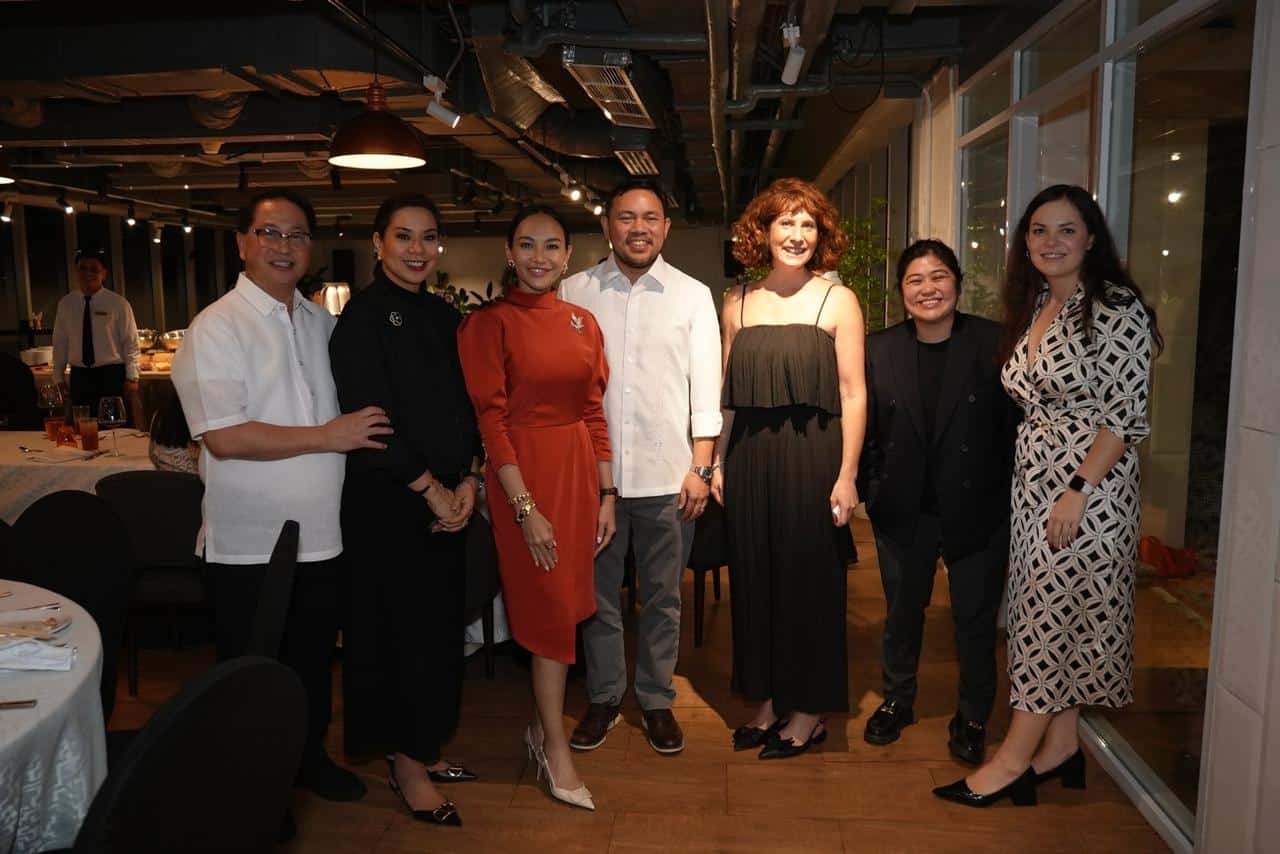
561;179;723;755
51;246;142;425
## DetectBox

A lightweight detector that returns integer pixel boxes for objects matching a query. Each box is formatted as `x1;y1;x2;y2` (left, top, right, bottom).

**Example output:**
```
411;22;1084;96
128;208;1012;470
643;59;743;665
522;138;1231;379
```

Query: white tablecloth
0;431;154;524
0;581;108;853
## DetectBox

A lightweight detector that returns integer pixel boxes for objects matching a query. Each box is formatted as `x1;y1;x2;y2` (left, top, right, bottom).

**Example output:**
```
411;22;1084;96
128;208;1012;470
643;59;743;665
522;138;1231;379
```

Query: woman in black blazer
857;239;1018;764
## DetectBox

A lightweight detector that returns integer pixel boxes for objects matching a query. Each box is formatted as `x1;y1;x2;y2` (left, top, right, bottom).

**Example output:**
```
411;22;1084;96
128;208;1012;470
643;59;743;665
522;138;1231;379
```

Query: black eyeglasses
252;226;312;247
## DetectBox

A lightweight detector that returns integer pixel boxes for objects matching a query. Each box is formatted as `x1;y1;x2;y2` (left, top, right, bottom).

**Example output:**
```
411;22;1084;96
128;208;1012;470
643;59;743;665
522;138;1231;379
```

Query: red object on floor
1140;535;1198;578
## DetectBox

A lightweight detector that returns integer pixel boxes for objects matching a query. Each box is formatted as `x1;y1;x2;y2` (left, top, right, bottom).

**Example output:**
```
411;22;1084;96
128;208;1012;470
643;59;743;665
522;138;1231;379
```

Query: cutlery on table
17;446;44;453
0;699;39;710
1;602;61;612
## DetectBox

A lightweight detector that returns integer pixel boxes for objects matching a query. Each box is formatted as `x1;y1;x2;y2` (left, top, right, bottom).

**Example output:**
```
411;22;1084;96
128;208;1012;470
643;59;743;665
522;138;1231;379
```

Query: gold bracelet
507;491;531;507
513;495;537;525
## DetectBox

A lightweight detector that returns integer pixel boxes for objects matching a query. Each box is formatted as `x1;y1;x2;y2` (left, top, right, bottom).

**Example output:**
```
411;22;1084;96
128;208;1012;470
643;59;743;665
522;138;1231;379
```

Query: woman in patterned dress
935;184;1161;807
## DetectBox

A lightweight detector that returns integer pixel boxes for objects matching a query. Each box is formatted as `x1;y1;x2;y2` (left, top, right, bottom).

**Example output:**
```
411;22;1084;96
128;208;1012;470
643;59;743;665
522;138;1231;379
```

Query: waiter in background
52;245;143;426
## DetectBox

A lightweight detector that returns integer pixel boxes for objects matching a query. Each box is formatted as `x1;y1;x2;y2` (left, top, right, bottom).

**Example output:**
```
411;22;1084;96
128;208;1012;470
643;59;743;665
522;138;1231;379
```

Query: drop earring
507;260;516;269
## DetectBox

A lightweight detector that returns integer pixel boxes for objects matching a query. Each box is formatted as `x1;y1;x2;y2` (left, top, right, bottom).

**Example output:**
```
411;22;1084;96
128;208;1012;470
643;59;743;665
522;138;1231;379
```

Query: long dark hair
373;193;443;237
505;204;571;247
1001;184;1163;364
895;238;963;296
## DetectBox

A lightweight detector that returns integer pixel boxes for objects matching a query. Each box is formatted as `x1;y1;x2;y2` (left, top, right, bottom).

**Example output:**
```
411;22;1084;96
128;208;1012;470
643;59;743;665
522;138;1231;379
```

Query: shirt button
963;479;972;488
625;387;631;393
961;443;969;453
968;394;977;403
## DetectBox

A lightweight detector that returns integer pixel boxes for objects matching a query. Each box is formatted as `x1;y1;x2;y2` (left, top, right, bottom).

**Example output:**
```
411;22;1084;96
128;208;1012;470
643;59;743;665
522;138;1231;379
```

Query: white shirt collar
234;272;310;317
599;253;669;292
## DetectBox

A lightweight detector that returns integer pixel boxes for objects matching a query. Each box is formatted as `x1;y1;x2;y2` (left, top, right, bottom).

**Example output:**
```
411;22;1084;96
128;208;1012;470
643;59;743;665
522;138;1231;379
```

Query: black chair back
688;499;728;571
248;520;299;658
13;490;133;721
95;471;203;570
71;656;306;854
463;512;501;620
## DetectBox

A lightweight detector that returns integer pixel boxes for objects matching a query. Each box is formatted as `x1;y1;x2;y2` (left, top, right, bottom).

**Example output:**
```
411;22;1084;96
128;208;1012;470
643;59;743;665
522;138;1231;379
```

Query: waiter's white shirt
171;273;344;564
561;254;722;498
51;287;141;380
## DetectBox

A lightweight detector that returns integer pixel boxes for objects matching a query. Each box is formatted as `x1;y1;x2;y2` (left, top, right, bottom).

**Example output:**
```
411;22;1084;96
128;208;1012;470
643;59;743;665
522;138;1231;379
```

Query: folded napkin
0;638;75;671
29;447;96;464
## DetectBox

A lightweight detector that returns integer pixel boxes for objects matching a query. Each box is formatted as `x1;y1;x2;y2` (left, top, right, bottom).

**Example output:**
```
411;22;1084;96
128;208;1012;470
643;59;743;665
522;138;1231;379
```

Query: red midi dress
457;287;611;663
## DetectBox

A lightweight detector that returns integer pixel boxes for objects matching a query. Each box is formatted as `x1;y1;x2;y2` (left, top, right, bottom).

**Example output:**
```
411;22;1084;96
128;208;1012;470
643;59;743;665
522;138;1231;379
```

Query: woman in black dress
329;194;482;826
712;178;867;758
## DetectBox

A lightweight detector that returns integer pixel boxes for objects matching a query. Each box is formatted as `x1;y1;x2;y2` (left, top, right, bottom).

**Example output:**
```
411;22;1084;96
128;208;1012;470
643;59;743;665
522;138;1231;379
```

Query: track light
57;194;74;215
182;213;193;234
126;204;137;227
561;184;583;202
151;222;163;244
426;97;461;129
587;198;604;216
1;202;12;223
781;23;805;86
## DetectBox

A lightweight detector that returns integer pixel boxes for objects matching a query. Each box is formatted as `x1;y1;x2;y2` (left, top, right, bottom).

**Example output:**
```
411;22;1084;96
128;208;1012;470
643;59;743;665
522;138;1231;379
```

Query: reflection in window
958;127;1007;320
961;61;1011;135
1020;0;1101;96
1038;87;1095;190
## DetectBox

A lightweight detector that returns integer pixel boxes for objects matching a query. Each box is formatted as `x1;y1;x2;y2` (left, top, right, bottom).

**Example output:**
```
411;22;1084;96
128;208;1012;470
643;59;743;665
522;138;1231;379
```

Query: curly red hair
731;178;847;272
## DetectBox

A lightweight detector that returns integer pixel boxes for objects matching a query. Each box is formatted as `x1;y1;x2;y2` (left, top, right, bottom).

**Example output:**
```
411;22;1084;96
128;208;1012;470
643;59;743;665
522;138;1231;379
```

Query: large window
1019;0;1102;95
1116;0;1182;35
122;221;157;331
958;127;1007;320
0;218;19;342
1038;87;1095;190
25;207;68;332
160;228;188;331
960;60;1011;135
193;228;220;311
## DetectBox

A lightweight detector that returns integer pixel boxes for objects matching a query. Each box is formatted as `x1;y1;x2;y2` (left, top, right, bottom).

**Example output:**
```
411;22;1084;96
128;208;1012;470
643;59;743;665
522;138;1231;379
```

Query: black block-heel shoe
731;718;784;751
758;722;828;760
1033;748;1086;789
428;764;479;784
932;767;1038;808
386;756;463;826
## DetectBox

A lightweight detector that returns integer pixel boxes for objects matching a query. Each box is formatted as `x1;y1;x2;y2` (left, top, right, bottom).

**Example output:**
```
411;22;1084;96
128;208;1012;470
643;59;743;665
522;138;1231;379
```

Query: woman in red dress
457;205;616;811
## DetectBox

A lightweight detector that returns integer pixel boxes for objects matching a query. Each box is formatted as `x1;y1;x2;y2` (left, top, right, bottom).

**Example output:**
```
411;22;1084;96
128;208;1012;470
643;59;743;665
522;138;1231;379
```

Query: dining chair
12;490;133;723
47;656;306;854
686;500;728;649
248;520;300;659
95;471;206;697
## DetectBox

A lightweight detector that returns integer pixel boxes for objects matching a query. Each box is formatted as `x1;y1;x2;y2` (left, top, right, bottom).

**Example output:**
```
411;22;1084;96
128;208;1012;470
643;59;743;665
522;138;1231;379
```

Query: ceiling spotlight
1166;190;1184;204
0;202;12;223
426;97;462;129
589;199;604;216
559;184;584;202
182;213;193;234
126;204;137;227
328;79;427;171
781;22;806;86
1170;152;1182;161
151;222;163;244
57;194;73;215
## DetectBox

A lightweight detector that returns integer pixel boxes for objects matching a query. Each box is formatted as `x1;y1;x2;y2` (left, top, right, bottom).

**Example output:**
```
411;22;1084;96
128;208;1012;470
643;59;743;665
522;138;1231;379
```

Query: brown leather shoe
641;708;684;755
570;702;621;751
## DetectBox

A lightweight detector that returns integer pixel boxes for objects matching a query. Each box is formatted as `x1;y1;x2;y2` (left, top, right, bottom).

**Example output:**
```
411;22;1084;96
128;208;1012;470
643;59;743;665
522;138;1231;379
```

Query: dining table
0;430;153;525
0;581;108;854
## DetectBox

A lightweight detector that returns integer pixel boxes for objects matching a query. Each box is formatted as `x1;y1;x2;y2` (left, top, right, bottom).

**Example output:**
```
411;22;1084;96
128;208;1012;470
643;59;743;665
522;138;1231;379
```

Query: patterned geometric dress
999;283;1153;713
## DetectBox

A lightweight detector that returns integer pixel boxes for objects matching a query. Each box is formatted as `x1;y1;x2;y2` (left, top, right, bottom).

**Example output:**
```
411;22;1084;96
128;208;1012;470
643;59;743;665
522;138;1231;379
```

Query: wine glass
98;396;128;457
37;383;64;441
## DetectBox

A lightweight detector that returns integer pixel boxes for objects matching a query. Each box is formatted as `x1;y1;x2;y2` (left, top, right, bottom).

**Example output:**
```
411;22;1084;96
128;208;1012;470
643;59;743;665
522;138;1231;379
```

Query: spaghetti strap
815;284;836;326
740;282;748;327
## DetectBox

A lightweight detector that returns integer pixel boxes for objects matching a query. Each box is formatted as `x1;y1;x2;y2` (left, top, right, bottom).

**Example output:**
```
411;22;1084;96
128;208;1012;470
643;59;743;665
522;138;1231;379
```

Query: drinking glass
71;405;90;435
38;384;64;440
98;396;128;457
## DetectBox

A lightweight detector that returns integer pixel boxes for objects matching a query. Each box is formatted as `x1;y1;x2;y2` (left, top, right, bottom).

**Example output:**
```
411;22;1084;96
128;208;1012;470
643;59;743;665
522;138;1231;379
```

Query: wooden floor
112;518;1170;853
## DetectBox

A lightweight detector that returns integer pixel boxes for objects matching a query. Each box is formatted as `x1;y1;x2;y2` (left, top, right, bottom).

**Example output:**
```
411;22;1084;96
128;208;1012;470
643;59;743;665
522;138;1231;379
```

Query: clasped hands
425;477;478;534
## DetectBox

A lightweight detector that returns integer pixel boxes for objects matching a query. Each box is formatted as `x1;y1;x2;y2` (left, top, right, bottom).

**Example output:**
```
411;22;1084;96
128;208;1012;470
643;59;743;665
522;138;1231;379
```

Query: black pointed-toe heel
1033;748;1086;789
758;722;828;760
428;764;479;784
386;756;463;826
932;767;1038;808
732;718;784;751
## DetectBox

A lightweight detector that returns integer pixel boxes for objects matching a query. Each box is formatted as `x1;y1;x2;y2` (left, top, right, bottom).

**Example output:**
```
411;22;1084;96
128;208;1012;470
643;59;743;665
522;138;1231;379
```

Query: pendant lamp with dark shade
328;79;426;171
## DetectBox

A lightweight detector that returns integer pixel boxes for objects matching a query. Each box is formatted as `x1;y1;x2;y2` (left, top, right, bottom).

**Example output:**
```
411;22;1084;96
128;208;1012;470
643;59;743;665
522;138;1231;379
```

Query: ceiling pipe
704;0;730;224
504;26;707;58
756;0;838;197
321;0;444;82
726;72;925;115
729;0;768;216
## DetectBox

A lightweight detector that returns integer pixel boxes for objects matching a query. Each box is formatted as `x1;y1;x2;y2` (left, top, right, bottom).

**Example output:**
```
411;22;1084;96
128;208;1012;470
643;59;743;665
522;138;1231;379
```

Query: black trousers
340;474;467;765
208;556;341;762
873;514;1005;722
69;363;127;421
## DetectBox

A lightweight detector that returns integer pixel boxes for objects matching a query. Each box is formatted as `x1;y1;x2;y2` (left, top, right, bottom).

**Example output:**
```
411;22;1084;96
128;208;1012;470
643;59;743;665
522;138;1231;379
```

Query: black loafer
932;768;1037;808
863;699;915;746
758;722;827;760
387;757;463;826
428;764;479;783
947;714;987;765
731;718;783;751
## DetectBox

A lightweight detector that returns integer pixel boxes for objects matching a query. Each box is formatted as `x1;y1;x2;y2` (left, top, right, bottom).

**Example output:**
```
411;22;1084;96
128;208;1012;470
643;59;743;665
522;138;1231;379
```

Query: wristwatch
1067;474;1094;496
690;465;714;484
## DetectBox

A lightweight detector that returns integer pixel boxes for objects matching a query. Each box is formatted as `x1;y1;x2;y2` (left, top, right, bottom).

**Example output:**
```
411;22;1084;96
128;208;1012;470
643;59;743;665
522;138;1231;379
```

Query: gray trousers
582;494;694;710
